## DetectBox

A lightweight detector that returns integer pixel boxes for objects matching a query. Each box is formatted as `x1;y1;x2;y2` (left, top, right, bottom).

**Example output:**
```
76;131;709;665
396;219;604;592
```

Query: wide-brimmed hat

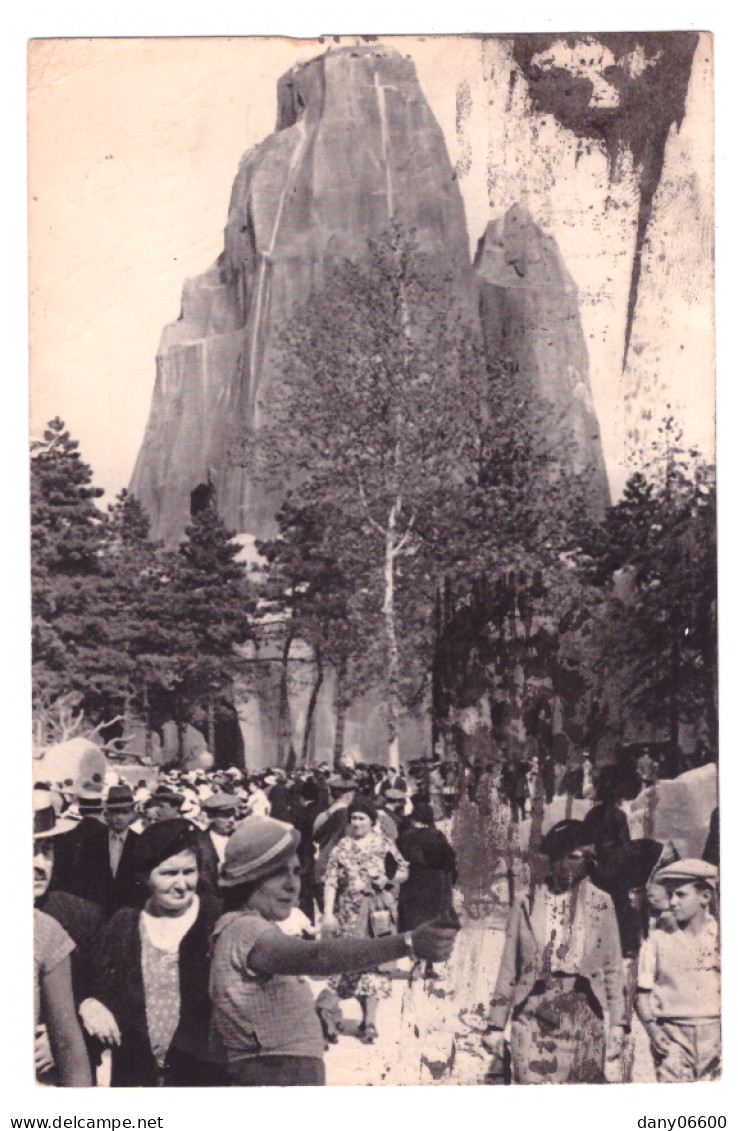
592;838;664;891
75;776;105;813
220;816;300;888
33;791;77;839
654;858;718;888
104;784;135;810
540;819;592;861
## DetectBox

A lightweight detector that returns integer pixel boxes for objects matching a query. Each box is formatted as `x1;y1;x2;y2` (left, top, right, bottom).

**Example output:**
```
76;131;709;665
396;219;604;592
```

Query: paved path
321;923;657;1086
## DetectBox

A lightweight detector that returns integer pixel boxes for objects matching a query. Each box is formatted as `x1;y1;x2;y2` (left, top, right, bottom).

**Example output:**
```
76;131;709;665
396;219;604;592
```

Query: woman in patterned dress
89;819;225;1086
321;797;409;1044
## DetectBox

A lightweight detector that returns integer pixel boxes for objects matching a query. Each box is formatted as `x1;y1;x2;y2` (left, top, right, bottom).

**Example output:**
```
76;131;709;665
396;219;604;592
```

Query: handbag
366;889;396;938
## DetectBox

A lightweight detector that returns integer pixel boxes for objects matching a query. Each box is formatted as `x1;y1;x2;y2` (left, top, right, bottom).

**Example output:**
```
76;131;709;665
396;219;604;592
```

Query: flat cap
654;858;718;887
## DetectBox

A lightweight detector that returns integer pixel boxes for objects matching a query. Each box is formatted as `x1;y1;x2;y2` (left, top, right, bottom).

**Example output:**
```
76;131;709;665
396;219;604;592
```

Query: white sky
27;33;714;506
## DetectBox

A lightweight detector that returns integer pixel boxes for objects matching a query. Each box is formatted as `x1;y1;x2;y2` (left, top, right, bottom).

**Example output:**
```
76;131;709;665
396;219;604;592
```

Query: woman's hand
481;1030;506;1059
321;913;339;937
78;998;121;1046
35;1026;55;1075
411;918;458;962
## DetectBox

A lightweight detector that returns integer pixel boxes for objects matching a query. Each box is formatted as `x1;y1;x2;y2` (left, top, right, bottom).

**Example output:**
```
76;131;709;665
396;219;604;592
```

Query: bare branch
357;475;387;536
394;512;416;556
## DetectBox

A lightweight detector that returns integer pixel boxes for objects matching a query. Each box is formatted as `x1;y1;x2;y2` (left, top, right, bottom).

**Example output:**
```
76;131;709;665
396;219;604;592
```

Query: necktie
109;832;124;877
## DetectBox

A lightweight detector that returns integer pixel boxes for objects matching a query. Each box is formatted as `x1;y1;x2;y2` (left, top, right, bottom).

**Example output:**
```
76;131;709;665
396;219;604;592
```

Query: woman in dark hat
483;819;625;1084
209;814;456;1084
321;796;409;1045
88;819;225;1086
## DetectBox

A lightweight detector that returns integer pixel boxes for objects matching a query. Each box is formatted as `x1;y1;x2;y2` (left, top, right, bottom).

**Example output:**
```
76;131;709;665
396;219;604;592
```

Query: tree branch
357;475;387;537
394;512;416;556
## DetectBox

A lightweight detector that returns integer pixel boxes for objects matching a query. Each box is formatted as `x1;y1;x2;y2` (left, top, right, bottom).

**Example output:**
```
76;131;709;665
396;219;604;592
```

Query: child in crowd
635;859;720;1081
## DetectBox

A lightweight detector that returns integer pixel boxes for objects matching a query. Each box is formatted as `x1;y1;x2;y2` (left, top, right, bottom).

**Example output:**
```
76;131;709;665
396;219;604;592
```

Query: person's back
397;822;456;932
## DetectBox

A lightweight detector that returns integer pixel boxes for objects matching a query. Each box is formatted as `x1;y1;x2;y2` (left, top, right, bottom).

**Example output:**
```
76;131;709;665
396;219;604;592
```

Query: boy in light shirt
635;859;720;1081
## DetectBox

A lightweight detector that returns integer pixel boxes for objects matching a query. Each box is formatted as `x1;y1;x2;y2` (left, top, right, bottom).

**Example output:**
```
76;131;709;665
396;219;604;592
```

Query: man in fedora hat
50;781;142;917
635;858;720;1081
50;780;107;909
100;784;141;915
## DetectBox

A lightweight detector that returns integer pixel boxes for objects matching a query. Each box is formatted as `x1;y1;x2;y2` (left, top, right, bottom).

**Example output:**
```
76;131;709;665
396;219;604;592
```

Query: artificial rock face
130;45;472;543
129;46;612;766
475;204;610;517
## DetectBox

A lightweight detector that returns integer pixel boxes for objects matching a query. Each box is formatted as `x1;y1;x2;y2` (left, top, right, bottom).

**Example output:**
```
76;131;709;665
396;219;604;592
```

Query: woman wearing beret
209;814;456;1085
89;819;225;1086
483;819;625;1084
321;796;409;1045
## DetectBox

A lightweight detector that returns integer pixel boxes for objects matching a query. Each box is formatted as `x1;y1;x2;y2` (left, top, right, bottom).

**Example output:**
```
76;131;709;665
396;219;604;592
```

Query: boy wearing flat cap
635;859;720;1081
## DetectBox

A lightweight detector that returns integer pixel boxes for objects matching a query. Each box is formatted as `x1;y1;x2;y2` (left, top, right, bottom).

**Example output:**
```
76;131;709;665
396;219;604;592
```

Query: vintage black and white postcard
25;29;718;1100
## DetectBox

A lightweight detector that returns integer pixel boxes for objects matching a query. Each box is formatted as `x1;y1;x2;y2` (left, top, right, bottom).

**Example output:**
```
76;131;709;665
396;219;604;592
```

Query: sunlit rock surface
131;45;471;544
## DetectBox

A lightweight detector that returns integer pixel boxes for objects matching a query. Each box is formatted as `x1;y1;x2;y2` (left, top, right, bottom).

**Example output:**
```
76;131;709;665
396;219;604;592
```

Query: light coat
488;877;625;1029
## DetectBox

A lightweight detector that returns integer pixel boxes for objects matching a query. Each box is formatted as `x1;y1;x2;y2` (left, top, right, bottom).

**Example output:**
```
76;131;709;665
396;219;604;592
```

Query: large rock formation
130;46;612;767
475;204;610;516
131;44;472;543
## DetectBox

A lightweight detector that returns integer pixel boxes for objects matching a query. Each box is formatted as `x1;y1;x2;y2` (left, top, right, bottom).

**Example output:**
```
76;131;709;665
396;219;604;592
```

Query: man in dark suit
101;784;141;915
52;782;141;917
51;782;108;907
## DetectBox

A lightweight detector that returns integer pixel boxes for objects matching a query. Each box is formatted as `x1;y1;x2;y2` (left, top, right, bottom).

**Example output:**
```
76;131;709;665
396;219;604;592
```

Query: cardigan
94;892;224;1086
488;878;625;1030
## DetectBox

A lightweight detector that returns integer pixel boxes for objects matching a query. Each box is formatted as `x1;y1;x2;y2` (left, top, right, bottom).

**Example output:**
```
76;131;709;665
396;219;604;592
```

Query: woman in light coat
483;819;625;1084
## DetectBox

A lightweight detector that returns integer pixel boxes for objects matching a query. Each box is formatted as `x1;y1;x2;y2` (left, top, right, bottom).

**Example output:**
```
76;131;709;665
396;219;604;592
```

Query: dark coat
396;825;456;932
702;807;719;866
51;819;142;918
581;803;631;854
94;893;225;1086
194;829;221;900
36;889;106;1003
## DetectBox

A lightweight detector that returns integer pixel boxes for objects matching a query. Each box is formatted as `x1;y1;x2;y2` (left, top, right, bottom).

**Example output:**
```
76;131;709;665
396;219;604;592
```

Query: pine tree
30;418;108;719
135;504;255;755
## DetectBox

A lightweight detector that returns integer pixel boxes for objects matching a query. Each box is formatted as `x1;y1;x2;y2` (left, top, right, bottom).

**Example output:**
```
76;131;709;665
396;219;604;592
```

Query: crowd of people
32;754;720;1087
32;760;459;1087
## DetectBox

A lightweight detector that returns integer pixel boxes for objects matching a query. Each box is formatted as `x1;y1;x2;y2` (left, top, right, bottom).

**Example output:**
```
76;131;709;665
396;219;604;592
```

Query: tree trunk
143;683;152;758
669;636;681;753
333;654;348;769
176;691;184;763
207;692;216;759
383;503;401;771
277;627;295;769
301;644;323;766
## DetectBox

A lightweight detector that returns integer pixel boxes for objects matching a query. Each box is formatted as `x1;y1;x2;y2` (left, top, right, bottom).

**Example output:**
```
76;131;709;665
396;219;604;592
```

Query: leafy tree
579;418;717;752
246;228;484;765
246;227;595;767
256;497;378;766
